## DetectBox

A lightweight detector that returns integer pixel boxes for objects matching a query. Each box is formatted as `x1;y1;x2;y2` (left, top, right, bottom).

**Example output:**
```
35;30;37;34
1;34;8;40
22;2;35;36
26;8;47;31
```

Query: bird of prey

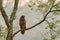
19;15;26;35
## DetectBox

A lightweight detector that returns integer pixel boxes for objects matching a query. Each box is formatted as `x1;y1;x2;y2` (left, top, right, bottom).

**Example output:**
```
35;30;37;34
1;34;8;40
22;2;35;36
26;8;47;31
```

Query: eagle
19;15;26;35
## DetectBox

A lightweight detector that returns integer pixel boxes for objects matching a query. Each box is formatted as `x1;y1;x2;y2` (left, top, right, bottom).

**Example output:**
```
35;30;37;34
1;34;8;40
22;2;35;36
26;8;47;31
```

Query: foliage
55;1;60;10
51;34;56;40
28;0;60;40
53;11;59;16
55;20;60;23
57;30;60;33
0;0;60;40
0;25;7;40
43;38;48;40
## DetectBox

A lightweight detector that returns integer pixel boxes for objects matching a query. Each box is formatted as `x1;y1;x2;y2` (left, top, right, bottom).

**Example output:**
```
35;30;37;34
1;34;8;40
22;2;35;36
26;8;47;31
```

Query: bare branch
51;10;60;12
12;7;52;37
13;9;60;37
45;20;50;25
12;0;60;37
0;0;10;28
9;0;19;24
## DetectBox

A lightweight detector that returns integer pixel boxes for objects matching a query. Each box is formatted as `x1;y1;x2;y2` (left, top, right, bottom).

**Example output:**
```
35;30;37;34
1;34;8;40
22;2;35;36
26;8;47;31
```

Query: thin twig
45;20;60;37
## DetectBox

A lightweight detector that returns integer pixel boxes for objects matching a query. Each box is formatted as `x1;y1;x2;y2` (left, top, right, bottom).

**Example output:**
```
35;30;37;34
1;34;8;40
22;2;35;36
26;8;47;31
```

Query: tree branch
0;0;10;28
13;9;60;37
45;19;60;36
45;20;50;26
12;7;52;37
9;0;19;24
51;10;60;12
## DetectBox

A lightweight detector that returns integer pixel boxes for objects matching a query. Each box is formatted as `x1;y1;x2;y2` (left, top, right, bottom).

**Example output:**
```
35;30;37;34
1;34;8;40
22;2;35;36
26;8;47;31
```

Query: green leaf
28;5;33;10
49;23;56;29
45;27;48;29
43;38;48;40
29;0;32;3
28;5;32;7
37;4;44;10
55;2;60;10
54;1;60;6
30;7;33;10
57;30;60;33
55;5;60;10
48;0;55;6
53;11;59;16
55;20;60;23
44;5;50;13
51;34;56;40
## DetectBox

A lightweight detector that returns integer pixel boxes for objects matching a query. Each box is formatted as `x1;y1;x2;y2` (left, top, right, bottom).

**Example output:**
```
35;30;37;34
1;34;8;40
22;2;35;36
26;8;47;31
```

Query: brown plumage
19;15;26;35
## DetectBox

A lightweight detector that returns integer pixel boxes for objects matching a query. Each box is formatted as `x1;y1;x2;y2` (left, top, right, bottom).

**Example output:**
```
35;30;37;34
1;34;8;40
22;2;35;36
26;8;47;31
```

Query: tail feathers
21;30;25;35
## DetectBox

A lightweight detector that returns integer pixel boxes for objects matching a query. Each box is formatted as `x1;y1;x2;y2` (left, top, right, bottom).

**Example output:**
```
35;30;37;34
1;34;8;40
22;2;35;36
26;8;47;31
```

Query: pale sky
0;0;60;40
3;0;48;7
3;0;60;7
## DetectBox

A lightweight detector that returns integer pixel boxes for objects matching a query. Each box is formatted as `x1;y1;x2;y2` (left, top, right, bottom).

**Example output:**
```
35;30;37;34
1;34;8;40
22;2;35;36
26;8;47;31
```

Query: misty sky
0;0;60;40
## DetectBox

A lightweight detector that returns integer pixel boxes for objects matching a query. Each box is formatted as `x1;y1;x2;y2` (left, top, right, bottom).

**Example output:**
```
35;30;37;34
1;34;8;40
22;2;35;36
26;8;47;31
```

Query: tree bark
0;0;19;40
6;0;19;40
6;26;13;40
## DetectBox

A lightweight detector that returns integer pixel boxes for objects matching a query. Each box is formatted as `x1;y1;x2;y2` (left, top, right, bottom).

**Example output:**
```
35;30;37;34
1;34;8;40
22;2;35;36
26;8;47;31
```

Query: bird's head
21;15;25;18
